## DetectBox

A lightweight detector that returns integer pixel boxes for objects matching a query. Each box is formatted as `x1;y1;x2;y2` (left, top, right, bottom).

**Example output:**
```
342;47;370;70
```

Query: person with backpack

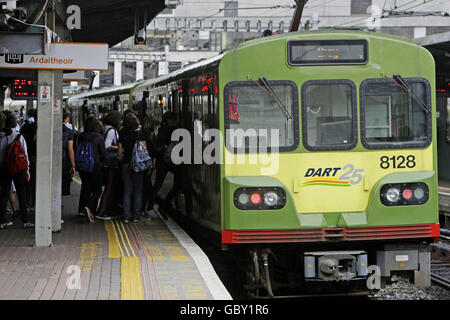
97;111;122;220
76;117;105;223
118;113;150;223
0;114;34;229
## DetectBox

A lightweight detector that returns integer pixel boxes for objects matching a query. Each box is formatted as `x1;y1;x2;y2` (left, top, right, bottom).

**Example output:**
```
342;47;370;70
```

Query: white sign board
63;70;86;82
0;42;108;71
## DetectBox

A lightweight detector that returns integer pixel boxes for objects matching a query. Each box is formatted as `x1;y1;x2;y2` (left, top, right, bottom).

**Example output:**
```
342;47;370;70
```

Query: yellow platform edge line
105;220;122;258
113;220;131;257
121;256;144;300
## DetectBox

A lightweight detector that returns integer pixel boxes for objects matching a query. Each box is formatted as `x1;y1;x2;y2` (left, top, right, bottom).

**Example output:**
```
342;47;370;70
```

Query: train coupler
304;250;368;281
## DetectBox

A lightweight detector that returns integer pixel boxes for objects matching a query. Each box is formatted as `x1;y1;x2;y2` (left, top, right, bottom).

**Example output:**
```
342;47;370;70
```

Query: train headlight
385;187;400;203
234;187;286;210
380;183;429;206
264;192;279;206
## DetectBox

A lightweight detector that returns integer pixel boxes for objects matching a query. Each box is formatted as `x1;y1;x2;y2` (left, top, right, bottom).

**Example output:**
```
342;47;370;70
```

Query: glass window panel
303;82;355;149
226;81;297;151
362;80;430;147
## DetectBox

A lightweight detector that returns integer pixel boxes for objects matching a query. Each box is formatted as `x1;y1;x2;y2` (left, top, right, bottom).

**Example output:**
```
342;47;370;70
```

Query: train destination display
288;40;367;65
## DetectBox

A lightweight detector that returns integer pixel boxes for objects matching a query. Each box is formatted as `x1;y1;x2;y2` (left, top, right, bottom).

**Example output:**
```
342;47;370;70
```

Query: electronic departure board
11;79;37;100
288;40;368;65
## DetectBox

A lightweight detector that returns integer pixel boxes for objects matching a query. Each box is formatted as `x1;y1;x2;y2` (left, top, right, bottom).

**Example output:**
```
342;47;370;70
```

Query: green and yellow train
67;30;440;297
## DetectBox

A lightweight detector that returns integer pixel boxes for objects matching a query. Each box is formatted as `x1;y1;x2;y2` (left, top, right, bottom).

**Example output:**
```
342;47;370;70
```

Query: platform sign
0;42;108;71
40;86;51;102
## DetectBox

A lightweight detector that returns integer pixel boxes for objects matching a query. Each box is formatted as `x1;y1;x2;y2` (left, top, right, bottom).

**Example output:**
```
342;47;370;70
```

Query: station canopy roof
67;0;167;46
416;31;450;83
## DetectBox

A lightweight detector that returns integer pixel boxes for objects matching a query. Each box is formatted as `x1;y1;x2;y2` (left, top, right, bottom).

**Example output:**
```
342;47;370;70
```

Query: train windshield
361;78;431;149
225;80;297;151
302;80;357;150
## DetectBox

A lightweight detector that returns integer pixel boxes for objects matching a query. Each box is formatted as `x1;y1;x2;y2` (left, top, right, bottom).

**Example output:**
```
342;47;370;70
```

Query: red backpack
6;134;28;176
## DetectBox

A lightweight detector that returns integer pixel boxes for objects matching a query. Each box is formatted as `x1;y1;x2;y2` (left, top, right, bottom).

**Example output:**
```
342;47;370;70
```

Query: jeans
0;169;30;224
121;163;145;219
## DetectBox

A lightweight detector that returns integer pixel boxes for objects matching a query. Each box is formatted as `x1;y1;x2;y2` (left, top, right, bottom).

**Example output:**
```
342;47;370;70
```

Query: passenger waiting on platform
140;115;159;218
153;111;179;220
21;109;37;209
97;111;122;220
62;108;75;196
118;113;145;223
76;117;105;223
0;114;34;229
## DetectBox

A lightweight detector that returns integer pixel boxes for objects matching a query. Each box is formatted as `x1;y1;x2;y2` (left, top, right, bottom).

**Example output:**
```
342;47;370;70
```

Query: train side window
360;78;432;149
301;80;357;151
224;80;299;153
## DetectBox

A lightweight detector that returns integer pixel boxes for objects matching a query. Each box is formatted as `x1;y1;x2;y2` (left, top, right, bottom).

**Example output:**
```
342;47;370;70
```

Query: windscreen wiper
258;77;293;120
392;74;431;113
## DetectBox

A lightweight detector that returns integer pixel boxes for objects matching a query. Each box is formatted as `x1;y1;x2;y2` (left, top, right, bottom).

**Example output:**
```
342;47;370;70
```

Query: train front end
219;31;440;297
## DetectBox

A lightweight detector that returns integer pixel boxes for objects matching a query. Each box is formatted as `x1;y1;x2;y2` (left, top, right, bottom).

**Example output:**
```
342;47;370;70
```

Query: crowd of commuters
74;108;179;224
0;106;179;229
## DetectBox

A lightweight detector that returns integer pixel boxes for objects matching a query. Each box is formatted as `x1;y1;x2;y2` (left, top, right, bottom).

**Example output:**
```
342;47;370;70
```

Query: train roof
67;81;143;101
236;29;418;49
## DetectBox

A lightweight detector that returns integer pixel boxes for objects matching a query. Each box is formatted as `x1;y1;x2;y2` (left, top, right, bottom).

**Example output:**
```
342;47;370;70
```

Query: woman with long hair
118;113;145;223
77;116;106;222
97;111;122;220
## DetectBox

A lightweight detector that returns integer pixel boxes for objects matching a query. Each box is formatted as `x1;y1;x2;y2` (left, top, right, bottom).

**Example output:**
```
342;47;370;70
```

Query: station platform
0;182;232;300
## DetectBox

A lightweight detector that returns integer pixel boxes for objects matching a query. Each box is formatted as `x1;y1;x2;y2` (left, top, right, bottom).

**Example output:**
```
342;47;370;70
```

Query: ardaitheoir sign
0;42;108;71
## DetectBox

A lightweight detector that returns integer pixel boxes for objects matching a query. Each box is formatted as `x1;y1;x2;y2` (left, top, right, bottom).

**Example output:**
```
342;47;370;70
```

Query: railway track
431;240;450;290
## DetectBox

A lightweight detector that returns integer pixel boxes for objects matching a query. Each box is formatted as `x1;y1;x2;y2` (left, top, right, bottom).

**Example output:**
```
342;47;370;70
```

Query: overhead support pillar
136;61;144;81
289;0;309;32
51;70;63;233
114;61;122;86
35;70;54;247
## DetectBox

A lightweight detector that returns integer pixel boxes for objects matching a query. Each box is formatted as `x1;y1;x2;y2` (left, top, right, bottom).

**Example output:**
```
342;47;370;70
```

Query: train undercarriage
231;241;433;298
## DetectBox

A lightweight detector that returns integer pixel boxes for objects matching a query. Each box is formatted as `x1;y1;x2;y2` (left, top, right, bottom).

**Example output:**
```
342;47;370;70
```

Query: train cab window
224;80;298;152
361;78;431;149
301;80;357;151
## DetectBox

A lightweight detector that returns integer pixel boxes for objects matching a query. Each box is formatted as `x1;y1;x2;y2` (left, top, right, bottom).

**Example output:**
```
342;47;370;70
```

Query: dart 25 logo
303;164;364;187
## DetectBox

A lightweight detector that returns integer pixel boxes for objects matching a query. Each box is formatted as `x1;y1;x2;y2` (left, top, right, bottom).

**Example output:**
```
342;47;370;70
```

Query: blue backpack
75;139;95;172
131;140;152;173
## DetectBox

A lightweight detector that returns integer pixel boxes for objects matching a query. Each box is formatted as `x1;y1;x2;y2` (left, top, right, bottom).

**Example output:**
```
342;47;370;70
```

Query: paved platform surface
0;182;231;300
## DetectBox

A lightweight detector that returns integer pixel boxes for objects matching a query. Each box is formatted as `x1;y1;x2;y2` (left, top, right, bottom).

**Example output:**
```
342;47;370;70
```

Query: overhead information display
288;40;368;65
11;79;37;100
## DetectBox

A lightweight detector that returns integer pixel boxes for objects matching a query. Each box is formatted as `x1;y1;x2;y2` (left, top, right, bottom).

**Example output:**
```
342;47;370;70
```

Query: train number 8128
380;155;416;169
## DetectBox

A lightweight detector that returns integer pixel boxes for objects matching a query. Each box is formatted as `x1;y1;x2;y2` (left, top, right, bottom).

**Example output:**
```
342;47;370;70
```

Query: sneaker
132;216;140;223
122;218;130;224
95;214;112;221
84;207;94;223
0;221;13;229
23;222;34;229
